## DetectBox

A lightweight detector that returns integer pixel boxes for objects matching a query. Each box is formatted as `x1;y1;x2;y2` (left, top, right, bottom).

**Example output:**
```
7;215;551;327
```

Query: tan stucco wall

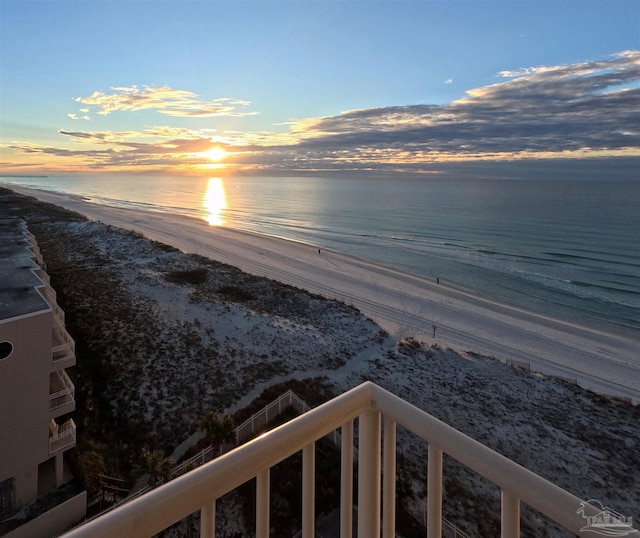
0;311;54;506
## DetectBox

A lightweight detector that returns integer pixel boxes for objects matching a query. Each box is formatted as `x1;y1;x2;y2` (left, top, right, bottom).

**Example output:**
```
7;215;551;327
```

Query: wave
544;250;640;267
10;174;638;331
91;196;204;219
513;269;640;309
569;279;640;298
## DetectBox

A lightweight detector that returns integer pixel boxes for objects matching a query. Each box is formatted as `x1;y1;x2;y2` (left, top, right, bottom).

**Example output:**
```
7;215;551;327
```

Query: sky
0;0;639;176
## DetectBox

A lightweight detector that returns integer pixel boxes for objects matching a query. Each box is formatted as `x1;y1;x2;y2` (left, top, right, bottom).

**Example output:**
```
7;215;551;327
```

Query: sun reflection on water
203;177;227;225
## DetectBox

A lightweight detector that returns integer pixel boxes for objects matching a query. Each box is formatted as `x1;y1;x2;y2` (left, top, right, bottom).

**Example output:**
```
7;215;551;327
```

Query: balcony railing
37;267;51;284
41;285;67;323
49;418;76;454
59;382;634;538
235;389;310;443
32;266;69;323
52;302;66;324
52;318;75;363
28;234;43;264
50;369;75;410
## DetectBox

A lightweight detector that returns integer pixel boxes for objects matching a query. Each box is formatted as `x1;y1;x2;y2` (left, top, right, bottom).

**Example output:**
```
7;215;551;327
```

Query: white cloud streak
73;85;256;118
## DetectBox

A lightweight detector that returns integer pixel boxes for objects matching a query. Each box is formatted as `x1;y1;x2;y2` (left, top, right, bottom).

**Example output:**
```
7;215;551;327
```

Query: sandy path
9;186;639;403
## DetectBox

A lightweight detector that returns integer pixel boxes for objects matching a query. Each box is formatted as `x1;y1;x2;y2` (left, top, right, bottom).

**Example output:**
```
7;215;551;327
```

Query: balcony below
50;369;75;412
49;418;76;455
52;318;75;366
39;282;67;323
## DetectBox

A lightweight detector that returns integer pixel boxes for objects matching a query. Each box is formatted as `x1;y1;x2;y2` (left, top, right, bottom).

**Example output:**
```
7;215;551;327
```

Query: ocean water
3;173;640;336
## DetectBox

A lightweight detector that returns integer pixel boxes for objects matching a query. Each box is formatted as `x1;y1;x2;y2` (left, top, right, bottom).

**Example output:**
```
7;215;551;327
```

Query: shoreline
7;185;639;404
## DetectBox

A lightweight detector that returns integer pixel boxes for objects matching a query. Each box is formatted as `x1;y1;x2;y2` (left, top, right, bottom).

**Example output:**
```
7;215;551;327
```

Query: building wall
0;220;81;531
0;311;54;506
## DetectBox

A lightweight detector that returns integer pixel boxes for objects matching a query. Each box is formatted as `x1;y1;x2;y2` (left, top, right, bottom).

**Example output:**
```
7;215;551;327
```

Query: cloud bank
272;50;639;168
4;51;639;174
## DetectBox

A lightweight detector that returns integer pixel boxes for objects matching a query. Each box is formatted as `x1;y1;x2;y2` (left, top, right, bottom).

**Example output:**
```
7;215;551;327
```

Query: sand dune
10;186;639;403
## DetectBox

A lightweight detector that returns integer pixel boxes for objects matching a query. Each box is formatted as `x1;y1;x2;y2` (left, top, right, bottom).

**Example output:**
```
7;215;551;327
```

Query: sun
206;146;227;162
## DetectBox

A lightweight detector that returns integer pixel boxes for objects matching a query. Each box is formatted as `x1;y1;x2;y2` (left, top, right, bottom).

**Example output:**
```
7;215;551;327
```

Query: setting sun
206;147;227;162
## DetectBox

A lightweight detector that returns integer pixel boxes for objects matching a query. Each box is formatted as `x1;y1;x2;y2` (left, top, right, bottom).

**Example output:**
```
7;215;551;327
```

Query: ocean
3;172;639;337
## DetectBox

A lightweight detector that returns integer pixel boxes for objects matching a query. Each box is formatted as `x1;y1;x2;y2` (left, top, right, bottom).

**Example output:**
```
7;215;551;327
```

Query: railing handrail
50;419;76;453
52;337;75;363
79;391;340;534
52;342;74;353
171;446;215;478
369;384;597;533
50;387;74;400
59;382;630;538
50;369;75;394
60;418;76;433
61;384;372;538
235;389;309;433
53;320;73;344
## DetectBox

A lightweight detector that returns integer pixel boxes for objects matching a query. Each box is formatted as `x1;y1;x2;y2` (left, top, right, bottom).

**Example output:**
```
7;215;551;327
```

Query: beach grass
2;186;638;537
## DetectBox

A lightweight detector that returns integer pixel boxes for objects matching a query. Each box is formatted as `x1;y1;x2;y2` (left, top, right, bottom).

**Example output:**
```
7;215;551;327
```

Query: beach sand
4;185;638;536
8;185;639;404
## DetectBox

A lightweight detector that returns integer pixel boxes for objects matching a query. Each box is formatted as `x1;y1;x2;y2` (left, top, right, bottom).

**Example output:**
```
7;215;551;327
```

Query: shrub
164;268;208;285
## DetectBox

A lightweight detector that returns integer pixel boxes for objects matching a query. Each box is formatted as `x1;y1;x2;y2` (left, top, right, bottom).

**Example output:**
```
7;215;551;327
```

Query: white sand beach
9;186;640;404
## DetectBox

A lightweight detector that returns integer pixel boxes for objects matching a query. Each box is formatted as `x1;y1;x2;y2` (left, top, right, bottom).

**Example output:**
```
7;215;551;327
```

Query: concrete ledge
6;491;86;538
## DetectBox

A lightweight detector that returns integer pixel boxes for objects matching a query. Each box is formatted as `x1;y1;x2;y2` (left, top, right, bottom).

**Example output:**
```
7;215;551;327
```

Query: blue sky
1;0;639;175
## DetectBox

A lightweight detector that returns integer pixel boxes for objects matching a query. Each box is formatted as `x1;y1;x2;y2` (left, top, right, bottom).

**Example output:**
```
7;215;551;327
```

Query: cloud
4;141;115;161
444;78;453;84
269;50;640;166
6;51;639;174
59;130;106;140
73;85;256;118
3;137;216;171
57;126;203;143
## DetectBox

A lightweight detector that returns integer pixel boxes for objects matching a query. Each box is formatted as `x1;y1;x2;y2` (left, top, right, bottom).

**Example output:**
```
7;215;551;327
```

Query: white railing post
501;490;520;538
302;443;315;538
58;382;613;538
382;417;397;538
427;444;443;538
341;420;354;538
358;408;380;538
256;469;269;538
200;499;215;538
